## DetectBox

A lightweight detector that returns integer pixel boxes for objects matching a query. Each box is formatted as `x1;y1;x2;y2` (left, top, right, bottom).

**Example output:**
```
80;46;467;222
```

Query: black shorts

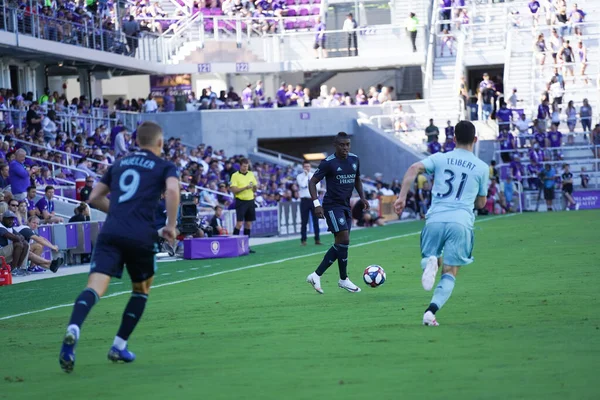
314;40;325;50
90;234;157;283
562;183;573;194
543;188;555;201
324;207;351;233
235;199;256;222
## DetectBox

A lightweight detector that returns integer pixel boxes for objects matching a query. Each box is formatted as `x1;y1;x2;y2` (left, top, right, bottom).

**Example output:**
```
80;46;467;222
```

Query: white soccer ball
363;265;386;288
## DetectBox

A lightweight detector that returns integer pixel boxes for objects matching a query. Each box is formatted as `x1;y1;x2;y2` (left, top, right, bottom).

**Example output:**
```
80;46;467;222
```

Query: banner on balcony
149;74;193;98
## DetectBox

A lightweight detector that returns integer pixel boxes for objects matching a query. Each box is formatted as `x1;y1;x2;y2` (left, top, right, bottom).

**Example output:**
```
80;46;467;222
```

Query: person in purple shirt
9;149;36;201
427;136;442;154
254;81;265;100
263;97;274;108
496;102;512;132
537;100;550;128
547;125;562;148
276;83;287;107
35;185;63;224
509;156;524;182
286;84;298;106
241;84;253;106
25;186;39;218
440;0;452;31
162;88;175;112
528;0;540;26
534;129;546;148
313;17;327;58
529;143;545;163
442;136;455;153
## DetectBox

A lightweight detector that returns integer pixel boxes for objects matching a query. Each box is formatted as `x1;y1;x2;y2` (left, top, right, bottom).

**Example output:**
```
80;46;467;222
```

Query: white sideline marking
109;282;123;286
0;215;513;321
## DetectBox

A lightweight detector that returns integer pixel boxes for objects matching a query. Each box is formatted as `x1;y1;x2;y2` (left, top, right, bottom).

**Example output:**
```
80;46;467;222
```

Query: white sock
67;324;80;340
113;336;127;351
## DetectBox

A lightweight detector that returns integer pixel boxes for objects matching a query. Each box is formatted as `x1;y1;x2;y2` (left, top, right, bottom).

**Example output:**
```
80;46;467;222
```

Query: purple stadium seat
299;0;309;4
297;20;307;29
312;0;321;3
306;18;315;28
299;8;309;16
201;7;211;14
210;9;223;15
160;20;171;31
311;7;319;15
192;7;200;14
204;20;214;31
287;9;296;16
241;21;247;30
286;0;296;5
217;19;227;28
285;20;295;30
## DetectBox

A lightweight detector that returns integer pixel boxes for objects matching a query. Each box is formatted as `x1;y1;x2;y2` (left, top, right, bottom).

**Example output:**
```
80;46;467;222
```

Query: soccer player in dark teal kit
59;121;180;373
306;132;369;293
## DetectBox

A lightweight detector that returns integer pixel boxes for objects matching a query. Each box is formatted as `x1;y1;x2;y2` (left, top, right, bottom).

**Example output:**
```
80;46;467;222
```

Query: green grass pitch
0;211;599;400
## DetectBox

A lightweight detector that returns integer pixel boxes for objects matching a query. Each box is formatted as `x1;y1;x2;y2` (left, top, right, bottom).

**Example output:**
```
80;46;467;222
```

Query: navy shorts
90;234;157;283
324;207;351;233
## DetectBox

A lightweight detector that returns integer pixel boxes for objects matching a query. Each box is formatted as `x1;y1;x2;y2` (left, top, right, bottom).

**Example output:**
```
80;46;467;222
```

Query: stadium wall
352;121;425;180
141;107;387;154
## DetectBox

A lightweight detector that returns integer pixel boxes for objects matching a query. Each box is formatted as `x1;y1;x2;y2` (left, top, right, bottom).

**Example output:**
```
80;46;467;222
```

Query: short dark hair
45;185;54;193
27;186;36;192
239;158;249;165
334;132;350;143
302;160;311;165
137;121;163;147
454;121;476;145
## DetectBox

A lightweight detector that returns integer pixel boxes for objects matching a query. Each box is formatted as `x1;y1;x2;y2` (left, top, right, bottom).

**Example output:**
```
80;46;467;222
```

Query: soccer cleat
306;272;324;294
107;346;136;363
423;311;439;326
421;256;439;291
50;257;64;273
59;328;79;373
338;278;361;293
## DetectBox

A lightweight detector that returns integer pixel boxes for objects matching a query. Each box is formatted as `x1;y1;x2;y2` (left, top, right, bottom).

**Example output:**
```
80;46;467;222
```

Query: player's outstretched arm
395;161;426;215
88;182;111;214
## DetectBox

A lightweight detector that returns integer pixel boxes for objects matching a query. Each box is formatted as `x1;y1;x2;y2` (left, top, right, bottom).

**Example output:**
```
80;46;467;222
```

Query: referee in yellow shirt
230;158;258;253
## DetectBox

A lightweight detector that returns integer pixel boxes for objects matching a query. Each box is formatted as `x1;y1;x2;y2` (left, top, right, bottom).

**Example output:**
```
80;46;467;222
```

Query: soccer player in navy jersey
59;121;180;373
306;132;369;294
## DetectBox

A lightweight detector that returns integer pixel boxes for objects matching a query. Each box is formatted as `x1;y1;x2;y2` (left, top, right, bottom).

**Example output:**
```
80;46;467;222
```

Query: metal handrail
25;155;99;178
11;137;110;167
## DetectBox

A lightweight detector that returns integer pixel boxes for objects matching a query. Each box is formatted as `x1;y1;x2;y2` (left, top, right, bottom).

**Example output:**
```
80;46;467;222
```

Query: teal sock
429;274;456;311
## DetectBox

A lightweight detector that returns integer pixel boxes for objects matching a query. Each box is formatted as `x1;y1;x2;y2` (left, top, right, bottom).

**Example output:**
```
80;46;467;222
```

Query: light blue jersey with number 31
421;148;489;229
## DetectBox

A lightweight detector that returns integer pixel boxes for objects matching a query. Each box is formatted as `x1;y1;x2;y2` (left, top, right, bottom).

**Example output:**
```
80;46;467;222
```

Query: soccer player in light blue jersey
394;121;489;326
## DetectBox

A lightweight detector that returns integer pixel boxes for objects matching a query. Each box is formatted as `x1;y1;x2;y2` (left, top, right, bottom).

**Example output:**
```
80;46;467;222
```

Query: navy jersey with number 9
99;150;179;248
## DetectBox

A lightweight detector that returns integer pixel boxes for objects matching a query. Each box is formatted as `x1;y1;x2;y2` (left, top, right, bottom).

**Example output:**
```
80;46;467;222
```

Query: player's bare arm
162;176;180;243
354;175;370;211
88;182;111;214
309;174;324;218
395;161;426;215
475;195;487;210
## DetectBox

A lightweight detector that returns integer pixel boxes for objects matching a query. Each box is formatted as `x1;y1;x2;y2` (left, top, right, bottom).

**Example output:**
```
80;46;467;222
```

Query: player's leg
244;201;256;253
419;223;445;291
60;237;122;373
306;208;341;293
335;210;360;293
310;205;321;244
423;224;473;326
300;198;310;245
108;248;156;363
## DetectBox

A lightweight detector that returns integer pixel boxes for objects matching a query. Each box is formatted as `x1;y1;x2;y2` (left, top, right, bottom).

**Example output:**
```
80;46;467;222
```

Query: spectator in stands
498;128;515;163
69;202;91;222
541;163;557;211
26;102;43;134
537;99;550;131
209;205;227;235
558;40;575;79
0;211;28;276
592;124;600;158
479;73;497;121
26;186;39;218
314;17;327;59
513;113;530;148
568;3;585;34
35;185;64;224
547;124;563;160
143;94;158;113
580;167;589;188
565;100;577;144
496;102;512;132
16;201;28;226
406;12;419;52
534;33;548;65
580;98;592;137
425;119;439;142
80;177;94;202
439;28;455;57
123;15;140;55
114;129;130;158
0;164;9;189
443;135;455;153
15;216;62;273
428;136;441;154
418;181;431;219
6;198;20;224
42;110;58;143
343;13;358;57
9;149;37;201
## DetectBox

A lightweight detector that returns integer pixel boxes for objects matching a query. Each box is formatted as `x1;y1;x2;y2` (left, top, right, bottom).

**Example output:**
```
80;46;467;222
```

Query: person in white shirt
42;110;58;143
114;129;130;158
343;13;358;57
143;95;158;113
513;113;531;147
296;161;322;246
